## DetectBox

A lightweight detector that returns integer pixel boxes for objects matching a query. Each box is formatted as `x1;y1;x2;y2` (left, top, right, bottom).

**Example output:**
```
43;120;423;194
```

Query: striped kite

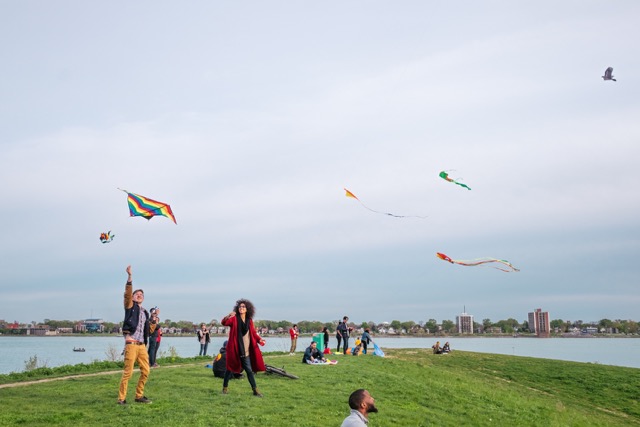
439;171;471;190
119;188;177;224
436;252;519;272
344;188;427;219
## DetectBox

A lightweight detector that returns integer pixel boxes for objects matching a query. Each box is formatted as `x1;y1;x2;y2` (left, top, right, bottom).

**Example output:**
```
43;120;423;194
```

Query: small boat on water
73;347;86;352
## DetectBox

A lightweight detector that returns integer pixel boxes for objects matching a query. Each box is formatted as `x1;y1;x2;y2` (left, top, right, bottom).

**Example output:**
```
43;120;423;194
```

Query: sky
1;2;639;327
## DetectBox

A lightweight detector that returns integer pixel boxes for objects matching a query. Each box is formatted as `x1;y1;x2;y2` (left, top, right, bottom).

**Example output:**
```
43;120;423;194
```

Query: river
0;335;638;374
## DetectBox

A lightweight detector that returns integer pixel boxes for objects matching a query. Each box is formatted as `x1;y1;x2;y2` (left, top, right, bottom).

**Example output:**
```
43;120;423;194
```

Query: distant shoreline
1;333;636;339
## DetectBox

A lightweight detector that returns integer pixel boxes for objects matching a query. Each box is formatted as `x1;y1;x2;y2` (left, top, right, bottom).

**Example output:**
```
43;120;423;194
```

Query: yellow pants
118;343;150;401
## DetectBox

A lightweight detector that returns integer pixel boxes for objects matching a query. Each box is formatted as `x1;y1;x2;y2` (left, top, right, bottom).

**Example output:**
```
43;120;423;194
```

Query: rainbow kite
344;188;427;219
439;171;471;190
119;188;177;224
436;252;519;272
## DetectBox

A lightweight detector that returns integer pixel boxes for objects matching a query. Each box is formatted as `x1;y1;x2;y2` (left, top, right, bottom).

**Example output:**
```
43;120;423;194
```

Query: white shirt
341;409;368;427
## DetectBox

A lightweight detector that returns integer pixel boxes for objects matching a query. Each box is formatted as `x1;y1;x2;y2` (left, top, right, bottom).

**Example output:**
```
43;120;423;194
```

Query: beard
366;403;379;414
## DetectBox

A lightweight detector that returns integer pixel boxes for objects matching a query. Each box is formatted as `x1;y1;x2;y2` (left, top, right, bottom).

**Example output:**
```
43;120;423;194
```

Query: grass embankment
0;349;639;426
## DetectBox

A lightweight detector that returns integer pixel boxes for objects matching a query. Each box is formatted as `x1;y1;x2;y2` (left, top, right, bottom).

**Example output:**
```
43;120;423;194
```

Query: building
456;310;474;334
528;308;550;337
75;319;105;333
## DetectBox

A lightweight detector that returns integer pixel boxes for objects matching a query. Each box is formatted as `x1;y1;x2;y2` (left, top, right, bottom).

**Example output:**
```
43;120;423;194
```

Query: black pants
342;336;349;354
336;335;342;351
223;356;256;389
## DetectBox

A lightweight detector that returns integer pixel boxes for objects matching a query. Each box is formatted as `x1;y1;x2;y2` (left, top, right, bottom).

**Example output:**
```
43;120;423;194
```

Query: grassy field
1;349;639;426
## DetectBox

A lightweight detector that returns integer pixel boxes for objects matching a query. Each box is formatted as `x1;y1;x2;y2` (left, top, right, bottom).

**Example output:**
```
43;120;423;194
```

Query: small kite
602;67;617;82
344;188;427;219
118;188;177;224
439;171;471;190
99;231;115;243
436;252;519;272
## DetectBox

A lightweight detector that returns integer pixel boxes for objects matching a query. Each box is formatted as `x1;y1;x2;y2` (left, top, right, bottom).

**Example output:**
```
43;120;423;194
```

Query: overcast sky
1;2;639;327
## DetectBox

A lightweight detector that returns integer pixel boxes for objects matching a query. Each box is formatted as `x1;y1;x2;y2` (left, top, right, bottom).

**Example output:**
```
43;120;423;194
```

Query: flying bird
602;67;617;82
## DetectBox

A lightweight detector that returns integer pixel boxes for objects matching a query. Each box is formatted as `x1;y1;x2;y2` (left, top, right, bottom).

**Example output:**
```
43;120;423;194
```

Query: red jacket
222;314;266;374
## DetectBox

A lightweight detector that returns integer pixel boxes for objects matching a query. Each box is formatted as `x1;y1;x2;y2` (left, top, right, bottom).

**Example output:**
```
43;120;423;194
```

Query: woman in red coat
221;298;266;397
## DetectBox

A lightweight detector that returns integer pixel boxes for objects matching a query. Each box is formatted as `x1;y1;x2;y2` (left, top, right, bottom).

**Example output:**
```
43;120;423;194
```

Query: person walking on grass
118;265;152;405
341;389;379;427
221;299;266;397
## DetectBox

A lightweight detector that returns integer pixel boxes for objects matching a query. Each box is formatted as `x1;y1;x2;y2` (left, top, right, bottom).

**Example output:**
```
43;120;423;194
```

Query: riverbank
2;335;640;375
1;349;638;426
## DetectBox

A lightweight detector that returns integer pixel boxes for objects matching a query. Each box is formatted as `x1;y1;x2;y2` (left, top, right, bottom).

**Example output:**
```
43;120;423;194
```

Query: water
1;335;639;375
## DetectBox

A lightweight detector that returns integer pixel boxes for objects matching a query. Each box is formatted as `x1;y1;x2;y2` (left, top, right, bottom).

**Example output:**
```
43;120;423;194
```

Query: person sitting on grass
432;341;442;354
212;340;243;380
302;341;327;364
442;342;451;353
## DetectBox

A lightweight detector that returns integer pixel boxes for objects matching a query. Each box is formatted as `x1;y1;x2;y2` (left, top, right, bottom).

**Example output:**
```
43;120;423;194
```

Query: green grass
1;349;639;426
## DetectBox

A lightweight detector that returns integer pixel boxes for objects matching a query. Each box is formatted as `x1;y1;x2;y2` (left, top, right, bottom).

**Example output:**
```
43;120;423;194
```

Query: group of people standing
337;316;373;355
287;315;373;358
117;266;267;404
116;268;378;425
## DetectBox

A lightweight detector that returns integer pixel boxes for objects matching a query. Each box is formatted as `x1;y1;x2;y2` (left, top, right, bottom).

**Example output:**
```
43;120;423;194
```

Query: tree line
2;317;638;335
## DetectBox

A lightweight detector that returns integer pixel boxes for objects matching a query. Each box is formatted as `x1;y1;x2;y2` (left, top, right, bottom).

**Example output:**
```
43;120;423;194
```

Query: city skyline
1;306;633;328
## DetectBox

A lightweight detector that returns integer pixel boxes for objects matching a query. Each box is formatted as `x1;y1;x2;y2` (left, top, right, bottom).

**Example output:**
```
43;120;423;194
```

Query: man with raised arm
117;265;152;405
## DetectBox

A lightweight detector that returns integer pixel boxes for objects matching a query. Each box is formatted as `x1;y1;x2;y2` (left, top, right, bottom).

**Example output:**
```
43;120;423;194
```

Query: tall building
456;309;474;334
528;308;550;337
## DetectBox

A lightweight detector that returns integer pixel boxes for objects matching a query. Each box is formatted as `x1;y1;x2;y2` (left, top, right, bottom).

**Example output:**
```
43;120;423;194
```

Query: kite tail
455;182;471;190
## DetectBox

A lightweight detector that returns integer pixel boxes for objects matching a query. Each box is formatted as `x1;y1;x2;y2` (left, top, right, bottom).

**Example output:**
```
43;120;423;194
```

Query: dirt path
0;364;198;389
0;369;123;388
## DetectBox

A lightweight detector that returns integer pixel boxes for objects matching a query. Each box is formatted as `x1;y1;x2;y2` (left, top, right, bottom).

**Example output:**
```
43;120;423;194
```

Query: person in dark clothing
213;340;243;379
302;341;326;364
360;329;372;355
147;307;160;367
337;316;350;355
322;327;330;354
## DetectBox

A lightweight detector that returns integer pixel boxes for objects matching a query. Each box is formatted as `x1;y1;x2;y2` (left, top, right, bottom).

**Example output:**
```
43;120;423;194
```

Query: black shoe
135;396;152;404
117;400;127;405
